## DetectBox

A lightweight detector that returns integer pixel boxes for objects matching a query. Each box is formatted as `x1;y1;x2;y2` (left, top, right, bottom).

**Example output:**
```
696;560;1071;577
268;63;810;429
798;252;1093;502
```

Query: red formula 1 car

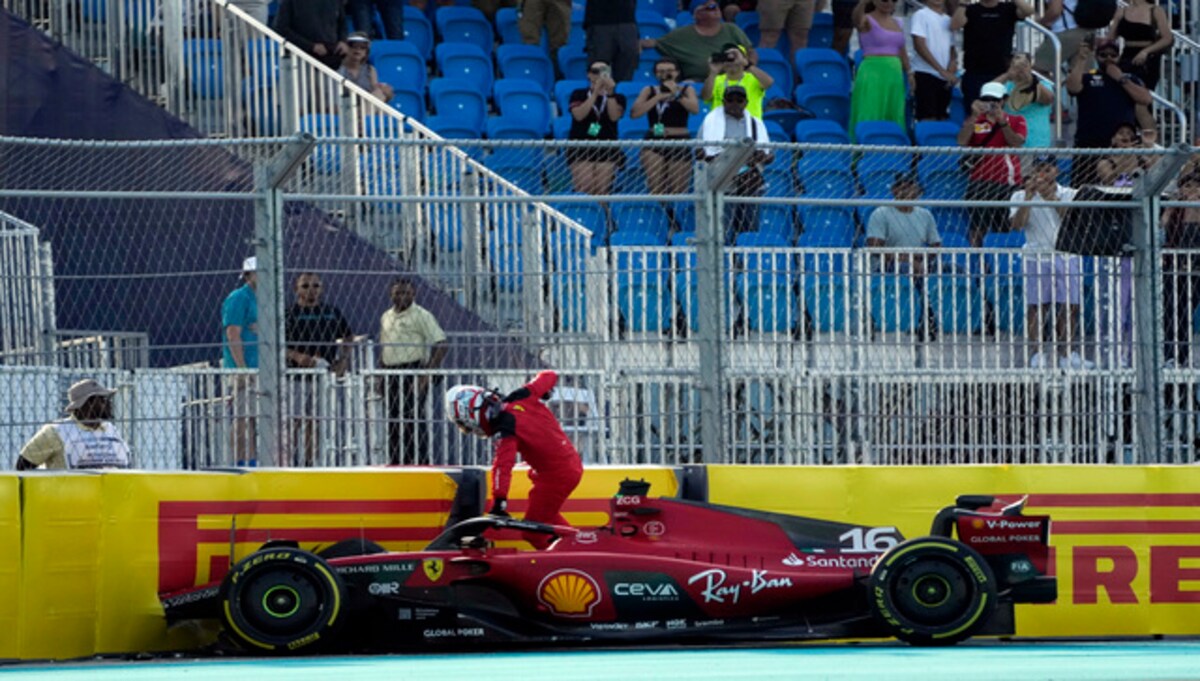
160;481;1055;653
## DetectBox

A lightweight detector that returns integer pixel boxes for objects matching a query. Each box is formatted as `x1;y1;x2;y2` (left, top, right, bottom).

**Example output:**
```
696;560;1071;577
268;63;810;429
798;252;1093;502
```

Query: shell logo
537;569;601;617
971;518;985;529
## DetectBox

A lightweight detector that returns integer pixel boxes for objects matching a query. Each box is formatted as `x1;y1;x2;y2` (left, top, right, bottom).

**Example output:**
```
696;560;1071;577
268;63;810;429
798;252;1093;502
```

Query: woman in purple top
848;0;913;141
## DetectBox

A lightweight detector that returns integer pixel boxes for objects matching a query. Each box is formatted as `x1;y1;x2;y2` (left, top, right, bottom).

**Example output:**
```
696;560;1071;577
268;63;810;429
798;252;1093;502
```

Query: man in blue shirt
222;256;259;465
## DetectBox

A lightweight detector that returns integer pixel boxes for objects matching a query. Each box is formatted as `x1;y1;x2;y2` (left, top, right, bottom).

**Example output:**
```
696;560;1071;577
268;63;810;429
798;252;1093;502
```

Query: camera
711;51;730;63
659;84;672;94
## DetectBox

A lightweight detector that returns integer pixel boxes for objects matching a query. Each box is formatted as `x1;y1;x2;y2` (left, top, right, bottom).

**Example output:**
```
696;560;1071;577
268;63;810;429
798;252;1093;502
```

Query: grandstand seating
758;205;796;242
184;38;223;99
299;113;342;173
428;79;488;136
402;6;434;59
435;6;495;54
914;120;960;147
373;40;427;90
389;86;426;120
755;48;794;95
869;273;921;334
636;10;671;40
493;79;553;136
497;44;556;92
612;202;671;243
557;42;589;81
982;231;1027;334
435;42;494;94
553;201;610;249
927;270;984;335
809;12;834;50
485;115;545;140
793;84;850;128
855;120;910;147
611;230;673;333
554;79;587;114
734;11;762;46
795;48;852;91
797;230;853;333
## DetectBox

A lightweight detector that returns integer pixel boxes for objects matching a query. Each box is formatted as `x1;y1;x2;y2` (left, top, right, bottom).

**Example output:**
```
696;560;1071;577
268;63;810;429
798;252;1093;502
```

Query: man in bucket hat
16;379;131;470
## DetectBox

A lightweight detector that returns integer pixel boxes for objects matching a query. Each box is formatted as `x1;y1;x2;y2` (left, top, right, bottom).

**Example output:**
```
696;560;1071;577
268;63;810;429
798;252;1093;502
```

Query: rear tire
870;536;996;646
220;547;345;654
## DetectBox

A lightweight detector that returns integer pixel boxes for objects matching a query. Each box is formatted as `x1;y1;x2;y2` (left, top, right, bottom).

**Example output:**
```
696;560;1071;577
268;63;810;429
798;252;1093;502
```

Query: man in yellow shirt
379;278;448;465
17;379;131;470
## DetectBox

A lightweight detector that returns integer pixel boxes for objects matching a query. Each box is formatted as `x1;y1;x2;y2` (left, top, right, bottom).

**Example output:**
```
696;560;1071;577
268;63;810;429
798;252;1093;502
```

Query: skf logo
538;569;601;617
423;558;445;582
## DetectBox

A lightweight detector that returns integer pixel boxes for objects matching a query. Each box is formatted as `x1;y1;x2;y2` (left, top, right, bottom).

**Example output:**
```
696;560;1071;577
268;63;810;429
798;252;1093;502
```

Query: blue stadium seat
763;119;788;143
869;273;921;333
794;118;851;172
675;10;693;27
616;80;653;105
435;42;493;94
402;6;434;59
809;12;834;50
948;87;965;126
493;79;552;136
612;202;671;243
982;231;1026;333
611;234;672;332
184;39;223;99
926;272;983;335
486;114;545;139
798;207;856;245
424;114;482;143
555;79;588;113
614;167;649;194
633;51;660;83
737;246;798;333
554;201;610;249
496;44;555;92
755;47;794;94
373;40;427;92
762;168;794;197
495;7;523;44
763;110;810;140
918;159;968;201
938;231;981;274
857;153;913;198
557;42;589;80
932;207;971;240
484;154;543;193
389;86;426;120
758;205;797;242
795;48;852;91
435;6;495;54
914;120;960;147
670;202;696;233
736;230;791;248
299;114;342;173
794;84;850;128
552;114;573;139
854;120;911;146
797;233;853;332
734;11;761;46
638;0;680;20
798;168;856;198
428;79;487;135
636;9;671;40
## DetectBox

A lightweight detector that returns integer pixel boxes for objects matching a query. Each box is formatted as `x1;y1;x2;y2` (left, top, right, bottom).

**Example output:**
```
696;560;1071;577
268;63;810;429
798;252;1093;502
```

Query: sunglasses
1097;49;1119;57
725;94;747;101
299;283;322;289
980;97;1001;103
698;2;719;9
589;67;608;75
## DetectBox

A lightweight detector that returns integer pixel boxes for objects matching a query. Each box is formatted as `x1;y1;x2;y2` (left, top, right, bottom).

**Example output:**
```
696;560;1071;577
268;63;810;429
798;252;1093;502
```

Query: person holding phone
957;81;1027;247
700;42;774;118
567;61;626;195
632;58;701;196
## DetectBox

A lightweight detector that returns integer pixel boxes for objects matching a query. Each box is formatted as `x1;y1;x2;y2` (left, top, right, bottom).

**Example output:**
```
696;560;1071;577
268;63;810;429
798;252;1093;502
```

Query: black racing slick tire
870;536;997;646
219;547;346;654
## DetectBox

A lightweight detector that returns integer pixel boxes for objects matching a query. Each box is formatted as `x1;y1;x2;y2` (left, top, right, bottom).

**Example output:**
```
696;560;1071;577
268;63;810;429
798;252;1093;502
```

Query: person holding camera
698;85;774;240
957;81;1027;247
701;42;774;118
848;0;914;141
632;58;701;196
1067;38;1152;187
567;61;627;195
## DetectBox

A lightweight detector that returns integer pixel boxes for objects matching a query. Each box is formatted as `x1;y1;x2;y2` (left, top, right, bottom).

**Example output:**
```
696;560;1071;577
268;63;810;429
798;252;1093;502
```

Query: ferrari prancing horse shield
423;558;444;582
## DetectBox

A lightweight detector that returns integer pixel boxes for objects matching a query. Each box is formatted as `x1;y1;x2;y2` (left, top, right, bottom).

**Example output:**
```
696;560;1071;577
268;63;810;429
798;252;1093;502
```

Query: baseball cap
1094;38;1120;54
724;84;747;99
65;379;117;413
242;256;257;272
1032;154;1058;167
691;0;720;12
979;82;1007;100
347;31;370;44
892;171;921;187
721;42;747;55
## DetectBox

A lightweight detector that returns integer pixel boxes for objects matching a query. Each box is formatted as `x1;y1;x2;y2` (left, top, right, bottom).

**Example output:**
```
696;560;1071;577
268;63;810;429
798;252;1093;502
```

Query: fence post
1132;145;1191;462
695;139;755;463
255;133;316;466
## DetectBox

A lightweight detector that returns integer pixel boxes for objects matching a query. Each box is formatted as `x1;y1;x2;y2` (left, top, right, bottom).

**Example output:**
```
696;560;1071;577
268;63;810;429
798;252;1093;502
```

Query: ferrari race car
160;481;1055;653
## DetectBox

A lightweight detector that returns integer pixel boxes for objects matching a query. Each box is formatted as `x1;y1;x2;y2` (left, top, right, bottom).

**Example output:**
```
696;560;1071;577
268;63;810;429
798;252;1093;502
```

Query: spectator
866;172;941;340
848;0;913;142
16;379;131;470
444;371;584;550
339;33;396;103
1009;155;1092;369
701;42;775;118
1095;122;1148;186
348;0;404;40
222;256;259;466
910;0;958;123
379;278;447;465
1162;172;1200;368
958;81;1027;247
520;0;572;66
644;1;755;82
285;272;353;466
992;52;1055;151
1067;38;1152;187
758;0;817;65
585;0;639;84
567;61;626;195
952;0;1035;119
632;58;701;195
1034;0;1093;76
831;0;859;55
273;0;349;70
1090;122;1143;368
698;84;773;240
1105;0;1173;91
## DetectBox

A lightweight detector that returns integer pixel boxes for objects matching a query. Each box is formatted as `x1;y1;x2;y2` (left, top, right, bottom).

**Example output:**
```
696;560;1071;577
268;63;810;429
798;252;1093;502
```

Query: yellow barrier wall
0;474;21;659
707;465;1200;637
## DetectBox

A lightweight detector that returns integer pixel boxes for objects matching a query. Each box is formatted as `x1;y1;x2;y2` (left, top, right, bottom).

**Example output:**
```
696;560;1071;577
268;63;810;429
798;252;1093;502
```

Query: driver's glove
489;497;510;517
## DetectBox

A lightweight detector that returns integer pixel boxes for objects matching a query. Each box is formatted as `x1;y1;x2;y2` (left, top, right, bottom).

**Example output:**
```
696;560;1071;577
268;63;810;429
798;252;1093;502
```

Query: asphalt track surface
2;642;1200;681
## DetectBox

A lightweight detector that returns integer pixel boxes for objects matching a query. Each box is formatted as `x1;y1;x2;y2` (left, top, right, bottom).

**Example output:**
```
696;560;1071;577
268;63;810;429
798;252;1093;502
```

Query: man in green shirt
642;0;756;82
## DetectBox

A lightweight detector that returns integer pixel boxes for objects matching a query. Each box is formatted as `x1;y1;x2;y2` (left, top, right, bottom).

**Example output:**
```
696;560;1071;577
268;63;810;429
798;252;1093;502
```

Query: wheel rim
262;585;301;619
891;559;972;626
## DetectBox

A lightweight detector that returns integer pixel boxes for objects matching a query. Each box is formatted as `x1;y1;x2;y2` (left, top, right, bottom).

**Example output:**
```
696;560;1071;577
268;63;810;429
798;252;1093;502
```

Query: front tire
870;537;997;646
219;547;345;654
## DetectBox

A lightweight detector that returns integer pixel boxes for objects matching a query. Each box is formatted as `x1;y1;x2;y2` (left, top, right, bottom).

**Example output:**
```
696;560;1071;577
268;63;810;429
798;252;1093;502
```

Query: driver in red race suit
444;371;584;549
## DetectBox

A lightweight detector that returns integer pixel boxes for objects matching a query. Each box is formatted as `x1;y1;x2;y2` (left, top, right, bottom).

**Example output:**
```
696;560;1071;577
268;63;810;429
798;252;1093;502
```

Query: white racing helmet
444;384;498;437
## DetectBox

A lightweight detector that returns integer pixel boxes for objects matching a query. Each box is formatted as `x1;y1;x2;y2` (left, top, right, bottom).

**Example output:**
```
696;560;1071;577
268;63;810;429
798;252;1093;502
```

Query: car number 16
839;527;901;553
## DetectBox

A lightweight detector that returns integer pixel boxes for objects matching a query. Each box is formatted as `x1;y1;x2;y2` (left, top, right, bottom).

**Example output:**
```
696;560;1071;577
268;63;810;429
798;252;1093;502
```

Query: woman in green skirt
848;0;913;141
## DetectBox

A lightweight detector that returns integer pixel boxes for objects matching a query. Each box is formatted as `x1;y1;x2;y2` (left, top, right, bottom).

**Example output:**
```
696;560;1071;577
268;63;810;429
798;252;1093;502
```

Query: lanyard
592;93;608;119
